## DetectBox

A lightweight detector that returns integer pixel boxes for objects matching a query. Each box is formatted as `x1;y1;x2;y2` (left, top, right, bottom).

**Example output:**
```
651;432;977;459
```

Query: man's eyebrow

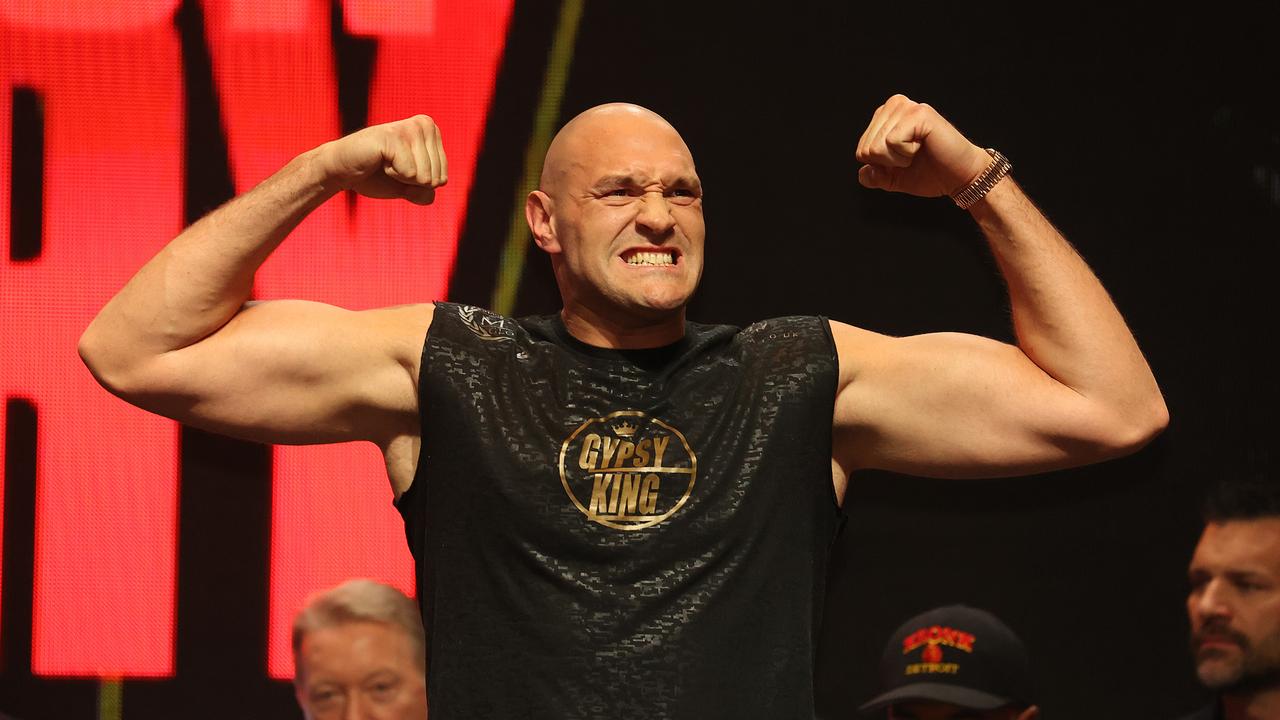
668;175;703;191
591;174;642;190
589;174;702;191
1227;569;1274;583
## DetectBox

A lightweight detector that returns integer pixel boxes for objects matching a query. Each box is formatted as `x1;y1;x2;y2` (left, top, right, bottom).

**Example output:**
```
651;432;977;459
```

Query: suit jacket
1176;699;1221;720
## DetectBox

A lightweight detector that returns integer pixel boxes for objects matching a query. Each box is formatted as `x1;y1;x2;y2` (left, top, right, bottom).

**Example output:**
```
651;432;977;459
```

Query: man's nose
342;696;369;720
1194;579;1233;619
635;192;675;235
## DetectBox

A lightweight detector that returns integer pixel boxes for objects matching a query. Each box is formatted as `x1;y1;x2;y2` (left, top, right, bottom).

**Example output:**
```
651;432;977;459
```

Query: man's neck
1223;687;1280;720
559;304;686;349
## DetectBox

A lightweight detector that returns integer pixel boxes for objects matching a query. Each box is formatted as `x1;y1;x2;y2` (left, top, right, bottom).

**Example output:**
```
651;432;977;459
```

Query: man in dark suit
1180;478;1280;720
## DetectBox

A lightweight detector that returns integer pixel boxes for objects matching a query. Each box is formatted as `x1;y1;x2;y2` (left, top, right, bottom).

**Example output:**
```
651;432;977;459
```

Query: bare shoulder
826;318;894;389
362;299;436;329
357;302;437;403
826;318;882;345
365;301;436;361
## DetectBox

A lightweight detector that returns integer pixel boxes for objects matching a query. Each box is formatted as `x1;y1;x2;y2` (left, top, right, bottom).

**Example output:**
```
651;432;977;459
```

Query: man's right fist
315;115;448;205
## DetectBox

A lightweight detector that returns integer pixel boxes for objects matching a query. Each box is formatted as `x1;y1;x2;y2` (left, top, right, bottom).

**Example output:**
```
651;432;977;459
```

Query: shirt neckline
549;313;693;372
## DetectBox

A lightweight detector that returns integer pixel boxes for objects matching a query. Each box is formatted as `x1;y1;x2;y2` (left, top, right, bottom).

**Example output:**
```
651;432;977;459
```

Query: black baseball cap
859;604;1033;712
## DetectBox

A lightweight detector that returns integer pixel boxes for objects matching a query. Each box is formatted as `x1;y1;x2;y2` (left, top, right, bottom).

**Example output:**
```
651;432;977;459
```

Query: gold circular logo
558;410;697;531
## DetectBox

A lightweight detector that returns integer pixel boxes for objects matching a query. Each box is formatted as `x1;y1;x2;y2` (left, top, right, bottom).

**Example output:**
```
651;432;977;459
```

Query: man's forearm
79;148;336;378
972;177;1167;435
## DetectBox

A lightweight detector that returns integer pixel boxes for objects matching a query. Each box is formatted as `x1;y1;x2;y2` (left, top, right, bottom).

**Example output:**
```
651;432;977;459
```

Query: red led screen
1;0;512;679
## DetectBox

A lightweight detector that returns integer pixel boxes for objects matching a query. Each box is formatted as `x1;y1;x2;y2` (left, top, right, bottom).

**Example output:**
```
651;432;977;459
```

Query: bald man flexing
80;96;1167;718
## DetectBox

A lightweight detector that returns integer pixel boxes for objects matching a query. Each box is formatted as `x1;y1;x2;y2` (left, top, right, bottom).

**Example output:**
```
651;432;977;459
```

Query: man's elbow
78;324;154;401
1096;396;1170;457
79;327;124;395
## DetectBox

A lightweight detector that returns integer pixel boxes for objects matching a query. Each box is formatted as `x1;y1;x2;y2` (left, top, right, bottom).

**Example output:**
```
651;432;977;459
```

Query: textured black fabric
397;302;843;719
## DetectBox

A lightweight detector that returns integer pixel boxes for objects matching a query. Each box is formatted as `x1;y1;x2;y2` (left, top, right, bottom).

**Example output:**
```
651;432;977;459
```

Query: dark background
4;1;1279;718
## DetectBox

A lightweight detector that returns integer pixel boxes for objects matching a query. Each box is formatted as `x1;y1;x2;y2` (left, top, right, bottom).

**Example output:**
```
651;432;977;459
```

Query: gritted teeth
622;249;678;266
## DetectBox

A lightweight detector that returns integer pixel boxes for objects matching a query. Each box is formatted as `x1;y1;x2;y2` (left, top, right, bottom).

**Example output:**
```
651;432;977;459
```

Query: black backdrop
4;1;1278;718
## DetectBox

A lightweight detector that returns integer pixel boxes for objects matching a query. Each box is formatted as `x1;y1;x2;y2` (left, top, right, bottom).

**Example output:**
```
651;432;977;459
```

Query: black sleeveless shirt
397;302;844;719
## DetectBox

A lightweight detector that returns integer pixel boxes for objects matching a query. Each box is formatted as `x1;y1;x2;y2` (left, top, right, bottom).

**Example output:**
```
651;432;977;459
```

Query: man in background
292;579;427;720
1181;478;1280;720
859;604;1039;720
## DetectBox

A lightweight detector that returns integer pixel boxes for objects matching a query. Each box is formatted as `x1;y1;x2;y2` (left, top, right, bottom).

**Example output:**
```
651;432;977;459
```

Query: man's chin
624;304;687;325
1196;657;1244;689
1198;664;1280;695
622;292;691;318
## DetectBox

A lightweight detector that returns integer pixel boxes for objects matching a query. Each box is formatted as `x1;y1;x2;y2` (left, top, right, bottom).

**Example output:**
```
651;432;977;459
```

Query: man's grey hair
291;578;426;677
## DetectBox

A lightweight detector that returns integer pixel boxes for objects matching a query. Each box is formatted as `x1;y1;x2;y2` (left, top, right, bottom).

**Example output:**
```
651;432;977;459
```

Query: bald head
540;103;694;196
523;101;705;339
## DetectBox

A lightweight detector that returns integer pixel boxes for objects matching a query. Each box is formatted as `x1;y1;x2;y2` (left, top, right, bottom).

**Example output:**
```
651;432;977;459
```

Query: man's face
1187;518;1280;691
888;702;1034;720
541;109;705;322
295;620;427;720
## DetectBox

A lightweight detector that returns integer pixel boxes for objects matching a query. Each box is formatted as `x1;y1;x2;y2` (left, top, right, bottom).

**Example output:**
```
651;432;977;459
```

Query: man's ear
1016;705;1040;720
526;190;560;253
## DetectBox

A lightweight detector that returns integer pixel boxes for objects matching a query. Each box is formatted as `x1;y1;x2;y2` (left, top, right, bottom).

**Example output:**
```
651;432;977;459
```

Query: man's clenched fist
315;114;448;206
855;94;991;200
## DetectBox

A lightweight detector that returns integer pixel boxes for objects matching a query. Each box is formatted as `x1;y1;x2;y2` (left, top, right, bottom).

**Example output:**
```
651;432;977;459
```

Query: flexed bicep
829;320;1152;481
91;301;433;447
78;114;451;446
